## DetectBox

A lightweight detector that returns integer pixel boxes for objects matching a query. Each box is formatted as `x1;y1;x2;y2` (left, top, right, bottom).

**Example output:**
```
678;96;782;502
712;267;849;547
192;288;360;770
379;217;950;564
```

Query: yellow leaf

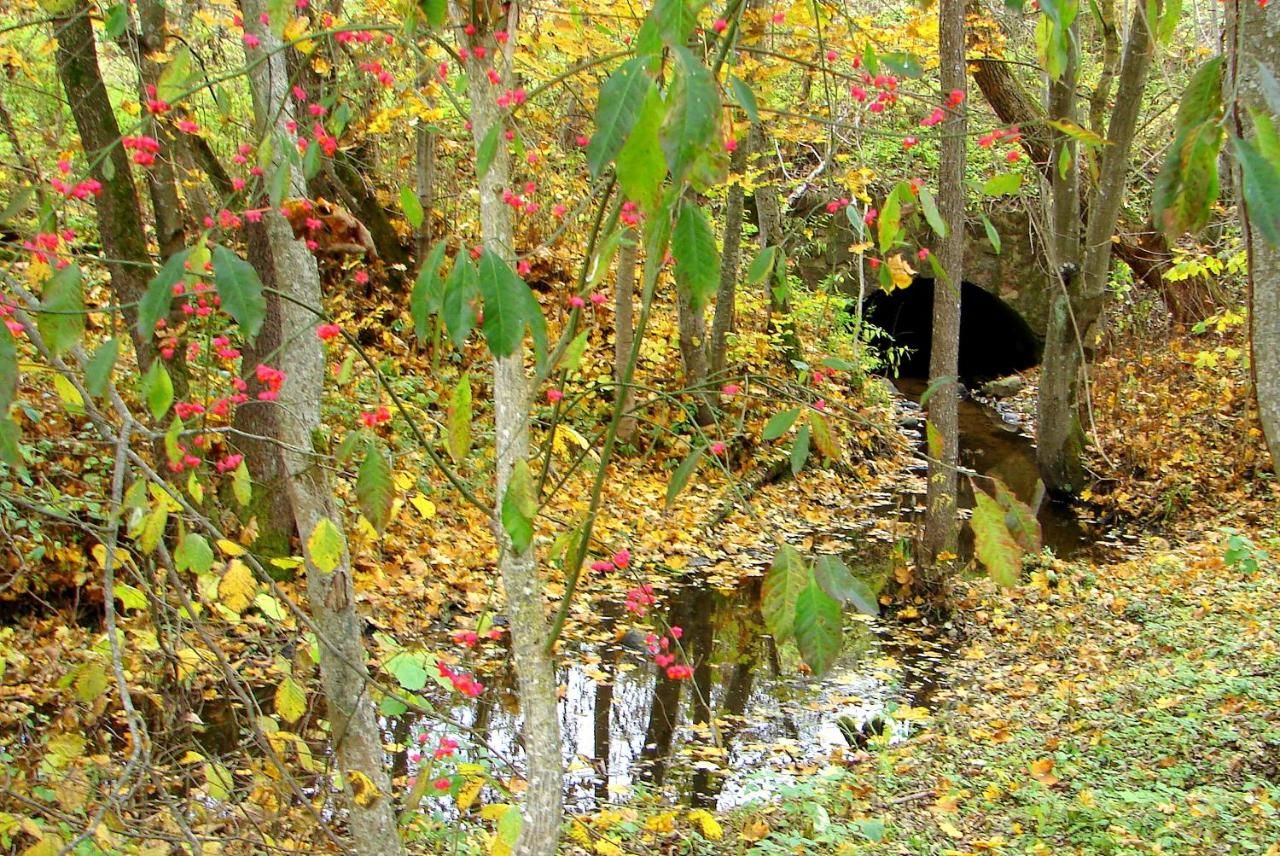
216;538;246;557
938;819;963;839
686;809;723;840
275;675;307;724
411;494;437;519
1029;757;1060;786
456;776;485;811
644;811;676;833
348;770;381;807
179;751;205;764
594;842;623;856
887;253;917;289
741;817;771;841
218;559;257;613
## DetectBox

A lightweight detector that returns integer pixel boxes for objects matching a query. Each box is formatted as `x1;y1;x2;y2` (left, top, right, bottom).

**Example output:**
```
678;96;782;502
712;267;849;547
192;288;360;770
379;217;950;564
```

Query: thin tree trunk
1037;0;1158;496
710;142;748;381
415;123;436;258
237;5;404;852
1227;0;1280;474
752;125;801;364
922;0;966;586
456;5;564;853
52;2;159;371
614;228;639;445
676;269;714;427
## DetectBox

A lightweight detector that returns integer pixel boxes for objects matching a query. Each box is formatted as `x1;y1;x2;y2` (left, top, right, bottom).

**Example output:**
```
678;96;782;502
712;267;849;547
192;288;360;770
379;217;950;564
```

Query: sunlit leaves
1035;0;1079;81
762;544;807;643
175;532;215;574
38;263;84;356
156;46;196;103
809;412;839;460
588;57;653;179
356;439;394;532
400;186;424;228
877;182;908;254
501;459;536;554
794;581;842;675
980;172;1023;197
672;201;720;311
212;246;267;340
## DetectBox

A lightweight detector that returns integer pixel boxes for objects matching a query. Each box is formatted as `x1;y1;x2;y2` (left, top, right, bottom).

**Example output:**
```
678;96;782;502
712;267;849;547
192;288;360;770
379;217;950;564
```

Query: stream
387;380;1102;813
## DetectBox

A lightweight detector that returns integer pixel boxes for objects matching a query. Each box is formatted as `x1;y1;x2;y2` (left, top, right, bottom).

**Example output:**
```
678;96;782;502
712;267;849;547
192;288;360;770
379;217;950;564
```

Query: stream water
387;380;1100;813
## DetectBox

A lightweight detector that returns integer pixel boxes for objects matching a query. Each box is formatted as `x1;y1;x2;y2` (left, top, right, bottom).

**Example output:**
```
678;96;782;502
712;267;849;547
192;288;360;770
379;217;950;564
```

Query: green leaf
476;250;546;363
877;183;906;254
400;186;424;228
386;652;428;691
972;488;1022;587
442;256;479;347
1157;0;1182;46
419;0;447;28
141;360;174;421
411;241;447;340
918;186;948;239
275;675;307;724
661;47;721;182
664;446;704;510
175;533;215;574
672;201;720;311
880;52;923;78
981;172;1023;197
138;249;189;336
156;46;194;104
84;337;119;398
139;504;168;554
746;245;778;285
355;439;394;532
268;161;292;209
1234;136;1280;246
795;580;843;675
762;544;808;643
38;264;84;356
0;324;17;414
475;122;501;181
233;460;252;506
560;330;589;372
992;476;1042;553
861;43;879;75
104;4;129;41
814;555;879;616
496;806;523;852
446;374;472;463
588;57;653;179
501;459;536;554
307;518;345;574
790;424;811;475
729;75;760;124
113;583;148;611
762;407;801;441
212;246;267;340
636;0;698;55
616;86;667;216
981;213;1002;254
809;412;839;460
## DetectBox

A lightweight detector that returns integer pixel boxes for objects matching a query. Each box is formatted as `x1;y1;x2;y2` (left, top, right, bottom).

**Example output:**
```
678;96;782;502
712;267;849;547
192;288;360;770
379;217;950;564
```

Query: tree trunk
237;5;404;853
922;0;966;586
676;267;714;427
52;2;159;371
1227;0;1280;475
614;228;639;445
415;122;436;259
710;142;748;381
456;5;564;853
752;125;801;365
1037;0;1158;496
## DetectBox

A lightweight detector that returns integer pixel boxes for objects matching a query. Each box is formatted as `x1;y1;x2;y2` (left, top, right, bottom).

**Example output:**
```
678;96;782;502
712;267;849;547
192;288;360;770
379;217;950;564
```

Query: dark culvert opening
860;276;1042;382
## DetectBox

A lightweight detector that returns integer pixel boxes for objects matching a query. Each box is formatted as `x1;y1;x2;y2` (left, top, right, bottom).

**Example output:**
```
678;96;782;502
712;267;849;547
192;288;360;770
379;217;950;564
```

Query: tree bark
751;125;801;365
237;5;404;852
710;142;748;381
52;2;159;371
923;0;966;585
456;4;564;853
614;228;639;445
1227;0;1280;475
1037;0;1158;496
676;262;714;427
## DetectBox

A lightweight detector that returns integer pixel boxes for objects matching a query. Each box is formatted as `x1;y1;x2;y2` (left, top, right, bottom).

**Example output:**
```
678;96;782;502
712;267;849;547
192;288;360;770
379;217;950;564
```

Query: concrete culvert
860;276;1042;382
